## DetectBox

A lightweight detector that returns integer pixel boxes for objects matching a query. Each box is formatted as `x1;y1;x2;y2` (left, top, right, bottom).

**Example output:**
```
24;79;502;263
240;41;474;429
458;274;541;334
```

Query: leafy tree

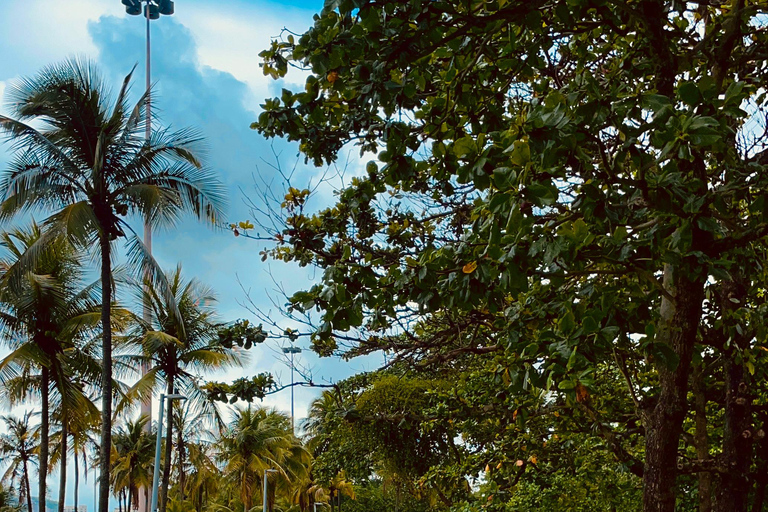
0;412;38;512
252;0;768;511
0;58;225;512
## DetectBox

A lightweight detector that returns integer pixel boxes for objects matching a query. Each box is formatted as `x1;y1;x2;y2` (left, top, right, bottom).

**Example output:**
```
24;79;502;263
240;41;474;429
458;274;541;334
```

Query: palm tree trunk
40;368;49;512
160;378;174;512
58;421;68;512
23;458;33;512
98;231;113;512
74;446;79;512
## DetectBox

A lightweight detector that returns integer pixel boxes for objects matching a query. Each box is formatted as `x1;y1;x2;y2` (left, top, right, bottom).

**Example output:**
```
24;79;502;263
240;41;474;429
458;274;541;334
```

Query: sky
0;0;383;508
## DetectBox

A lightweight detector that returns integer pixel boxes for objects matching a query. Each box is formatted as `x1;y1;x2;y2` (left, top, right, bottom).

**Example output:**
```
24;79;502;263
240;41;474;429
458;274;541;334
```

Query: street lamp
262;469;278;512
120;0;176;423
150;393;187;512
281;346;302;433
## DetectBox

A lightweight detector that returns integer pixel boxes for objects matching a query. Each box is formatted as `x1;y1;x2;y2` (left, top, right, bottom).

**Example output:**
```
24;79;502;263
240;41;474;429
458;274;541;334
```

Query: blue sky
0;0;383;507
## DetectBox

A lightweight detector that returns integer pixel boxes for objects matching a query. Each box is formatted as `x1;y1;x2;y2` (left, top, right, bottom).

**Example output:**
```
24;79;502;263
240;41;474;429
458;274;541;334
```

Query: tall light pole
150;393;186;512
120;0;175;413
281;346;301;434
119;3;174;511
262;469;278;512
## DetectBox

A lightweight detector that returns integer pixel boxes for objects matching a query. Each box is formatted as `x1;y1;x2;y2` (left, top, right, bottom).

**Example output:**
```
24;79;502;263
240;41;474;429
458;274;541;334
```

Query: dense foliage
249;0;768;510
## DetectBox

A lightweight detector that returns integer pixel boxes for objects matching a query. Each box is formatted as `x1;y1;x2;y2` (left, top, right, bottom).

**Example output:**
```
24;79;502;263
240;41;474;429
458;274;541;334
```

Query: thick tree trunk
39;368;49;512
693;364;711;512
23;460;33;512
713;279;752;512
751;418;768;512
643;263;704;512
59;421;68;512
160;378;174;512
98;232;113;512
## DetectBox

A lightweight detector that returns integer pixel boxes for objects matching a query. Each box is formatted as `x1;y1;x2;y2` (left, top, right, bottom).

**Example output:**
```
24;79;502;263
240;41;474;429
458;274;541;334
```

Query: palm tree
0;224;104;512
0;412;38;512
0;482;22;512
110;416;156;512
0;59;225;512
183;442;219;512
218;407;309;512
123;265;241;512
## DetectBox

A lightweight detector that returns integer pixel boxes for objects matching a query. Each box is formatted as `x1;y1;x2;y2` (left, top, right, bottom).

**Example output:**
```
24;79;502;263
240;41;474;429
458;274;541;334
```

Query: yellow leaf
529;455;537;464
485;464;491;473
463;261;478;273
496;462;503;469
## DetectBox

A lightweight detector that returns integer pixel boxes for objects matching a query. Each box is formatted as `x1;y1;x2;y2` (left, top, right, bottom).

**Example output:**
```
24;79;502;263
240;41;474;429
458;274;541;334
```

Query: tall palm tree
218;407;308;512
124;265;241;512
0;58;225;512
0;224;104;512
0;412;38;512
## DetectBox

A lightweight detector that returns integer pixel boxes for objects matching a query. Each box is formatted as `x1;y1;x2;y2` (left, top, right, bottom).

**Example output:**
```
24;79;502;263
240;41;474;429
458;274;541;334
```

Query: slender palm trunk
74;446;79;512
23;459;33;512
98;232;113;512
160;378;174;512
59;421;68;512
40;368;49;512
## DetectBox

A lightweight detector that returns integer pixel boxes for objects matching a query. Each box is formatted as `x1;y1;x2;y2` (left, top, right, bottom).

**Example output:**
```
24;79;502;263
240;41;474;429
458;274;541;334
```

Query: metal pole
290;351;295;434
150;394;165;512
262;470;268;512
140;0;153;429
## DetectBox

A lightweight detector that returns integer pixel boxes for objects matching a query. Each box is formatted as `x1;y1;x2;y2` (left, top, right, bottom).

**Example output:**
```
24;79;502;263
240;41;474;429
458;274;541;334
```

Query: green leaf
506;140;531;166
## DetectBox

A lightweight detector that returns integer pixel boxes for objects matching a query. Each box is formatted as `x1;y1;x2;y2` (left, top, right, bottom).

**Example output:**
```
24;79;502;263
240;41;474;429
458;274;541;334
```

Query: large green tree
252;1;768;511
0;58;225;512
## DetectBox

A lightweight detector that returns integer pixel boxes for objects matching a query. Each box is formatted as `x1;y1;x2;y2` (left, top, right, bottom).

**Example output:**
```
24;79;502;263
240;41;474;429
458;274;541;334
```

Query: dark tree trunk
751;417;768;512
74;448;79;512
160;378;174;512
98;232;113;512
693;364;712;512
58;420;68;512
39;368;49;512
23;459;33;512
643;264;705;512
177;430;184;503
713;279;752;512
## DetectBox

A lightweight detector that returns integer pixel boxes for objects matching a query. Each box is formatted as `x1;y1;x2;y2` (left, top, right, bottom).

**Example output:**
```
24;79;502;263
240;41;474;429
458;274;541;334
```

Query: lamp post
281;346;301;434
262;469;278;512
119;0;175;414
150;393;186;512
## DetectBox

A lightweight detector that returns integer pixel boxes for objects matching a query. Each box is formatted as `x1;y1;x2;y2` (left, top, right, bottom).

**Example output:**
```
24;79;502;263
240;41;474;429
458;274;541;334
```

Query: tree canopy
249;0;768;511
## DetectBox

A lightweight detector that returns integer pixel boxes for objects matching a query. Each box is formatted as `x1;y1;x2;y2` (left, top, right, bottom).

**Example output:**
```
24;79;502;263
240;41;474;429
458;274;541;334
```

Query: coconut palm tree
183;442;219;512
110;415;156;512
0;58;225;512
0;224;105;512
218;407;309;512
0;412;38;512
123;265;241;512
